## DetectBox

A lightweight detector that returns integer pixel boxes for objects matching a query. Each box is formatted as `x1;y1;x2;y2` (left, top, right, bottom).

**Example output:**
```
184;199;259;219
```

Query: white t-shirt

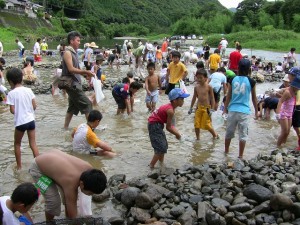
209;72;227;93
33;42;40;55
220;39;228;48
17;41;24;51
6;86;35;127
0;196;20;225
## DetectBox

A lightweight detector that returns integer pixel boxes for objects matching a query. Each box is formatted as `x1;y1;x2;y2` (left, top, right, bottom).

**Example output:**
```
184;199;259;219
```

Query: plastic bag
179;79;189;94
211;110;225;129
77;188;92;216
92;76;105;104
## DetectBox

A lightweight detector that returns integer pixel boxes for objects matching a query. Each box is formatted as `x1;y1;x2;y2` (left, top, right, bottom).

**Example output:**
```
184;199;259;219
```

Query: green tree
292;14;300;32
0;0;5;9
281;0;300;28
234;0;267;27
258;10;274;28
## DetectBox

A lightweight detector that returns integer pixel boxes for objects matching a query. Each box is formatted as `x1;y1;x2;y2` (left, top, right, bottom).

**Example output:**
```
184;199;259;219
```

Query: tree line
31;0;300;37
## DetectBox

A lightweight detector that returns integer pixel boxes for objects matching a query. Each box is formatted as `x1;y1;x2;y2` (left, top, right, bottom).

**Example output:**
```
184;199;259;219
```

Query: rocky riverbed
90;149;300;225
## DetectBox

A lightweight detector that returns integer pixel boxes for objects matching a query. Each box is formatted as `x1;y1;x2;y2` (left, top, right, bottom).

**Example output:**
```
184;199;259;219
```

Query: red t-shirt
161;41;168;53
229;51;243;71
148;103;173;124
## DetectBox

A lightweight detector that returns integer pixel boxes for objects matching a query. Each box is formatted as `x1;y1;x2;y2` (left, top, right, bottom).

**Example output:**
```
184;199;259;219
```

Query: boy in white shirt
0;182;38;225
6;68;39;170
72;110;115;157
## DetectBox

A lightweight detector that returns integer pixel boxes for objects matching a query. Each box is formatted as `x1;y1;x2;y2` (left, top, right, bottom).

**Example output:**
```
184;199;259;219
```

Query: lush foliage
32;0;225;37
205;29;300;52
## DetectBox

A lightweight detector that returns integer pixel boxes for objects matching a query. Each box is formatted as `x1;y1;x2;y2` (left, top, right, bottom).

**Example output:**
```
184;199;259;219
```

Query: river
0;52;297;222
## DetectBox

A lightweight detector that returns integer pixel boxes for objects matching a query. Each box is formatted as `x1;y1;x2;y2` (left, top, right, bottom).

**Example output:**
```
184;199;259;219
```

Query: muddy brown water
0;55;296;222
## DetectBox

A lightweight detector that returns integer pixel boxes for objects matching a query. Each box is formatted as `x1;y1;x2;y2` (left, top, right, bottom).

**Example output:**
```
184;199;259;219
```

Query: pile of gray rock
251;71;286;83
93;149;300;225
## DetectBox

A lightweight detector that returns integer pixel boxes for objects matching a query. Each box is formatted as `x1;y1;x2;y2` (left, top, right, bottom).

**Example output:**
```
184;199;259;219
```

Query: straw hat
90;42;98;48
84;43;90;48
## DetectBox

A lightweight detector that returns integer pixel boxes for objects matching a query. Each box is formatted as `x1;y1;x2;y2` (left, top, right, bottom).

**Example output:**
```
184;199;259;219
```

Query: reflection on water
0;61;297;221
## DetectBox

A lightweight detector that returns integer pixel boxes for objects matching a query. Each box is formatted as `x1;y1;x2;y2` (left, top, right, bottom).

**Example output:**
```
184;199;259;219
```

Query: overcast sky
218;0;275;9
218;0;243;8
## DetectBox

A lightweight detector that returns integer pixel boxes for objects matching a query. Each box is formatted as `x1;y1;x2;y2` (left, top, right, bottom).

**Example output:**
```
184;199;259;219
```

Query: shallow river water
0;55;298;221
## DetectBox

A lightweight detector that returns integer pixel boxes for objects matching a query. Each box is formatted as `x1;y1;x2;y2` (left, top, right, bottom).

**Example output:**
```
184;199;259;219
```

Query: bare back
146;74;160;92
194;83;213;106
36;150;92;189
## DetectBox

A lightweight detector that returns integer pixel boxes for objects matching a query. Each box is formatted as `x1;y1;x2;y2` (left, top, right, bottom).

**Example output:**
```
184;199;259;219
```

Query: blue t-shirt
228;75;256;114
209;72;227;93
113;83;130;99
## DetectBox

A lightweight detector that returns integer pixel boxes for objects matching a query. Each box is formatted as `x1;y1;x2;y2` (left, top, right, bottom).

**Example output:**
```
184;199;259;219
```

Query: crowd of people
0;32;299;224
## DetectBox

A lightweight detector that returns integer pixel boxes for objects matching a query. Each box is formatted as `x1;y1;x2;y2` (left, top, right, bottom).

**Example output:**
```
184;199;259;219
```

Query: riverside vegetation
0;0;300;51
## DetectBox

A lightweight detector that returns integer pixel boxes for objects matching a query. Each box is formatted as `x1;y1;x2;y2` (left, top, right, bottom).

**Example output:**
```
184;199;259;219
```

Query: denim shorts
225;111;249;142
16;120;35;132
148;122;168;154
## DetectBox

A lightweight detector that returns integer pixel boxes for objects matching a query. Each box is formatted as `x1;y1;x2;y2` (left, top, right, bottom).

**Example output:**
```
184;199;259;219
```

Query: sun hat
238;58;251;71
168;88;190;101
84;43;90;48
288;67;300;77
283;54;288;58
290;75;300;89
90;42;98;48
146;43;154;51
282;74;290;82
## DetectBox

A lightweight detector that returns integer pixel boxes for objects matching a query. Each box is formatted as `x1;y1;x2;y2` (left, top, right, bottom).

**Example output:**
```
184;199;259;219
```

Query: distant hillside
229;8;237;13
0;11;52;29
38;0;227;31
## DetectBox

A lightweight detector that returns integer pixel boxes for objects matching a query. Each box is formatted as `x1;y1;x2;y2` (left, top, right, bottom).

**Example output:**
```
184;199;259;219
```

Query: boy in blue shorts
6;68;39;170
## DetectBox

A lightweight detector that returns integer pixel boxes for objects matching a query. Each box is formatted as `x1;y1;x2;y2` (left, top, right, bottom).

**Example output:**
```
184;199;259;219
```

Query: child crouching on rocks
148;88;189;169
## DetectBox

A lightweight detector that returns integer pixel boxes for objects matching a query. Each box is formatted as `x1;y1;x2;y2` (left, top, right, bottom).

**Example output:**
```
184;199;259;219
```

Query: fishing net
33;217;104;225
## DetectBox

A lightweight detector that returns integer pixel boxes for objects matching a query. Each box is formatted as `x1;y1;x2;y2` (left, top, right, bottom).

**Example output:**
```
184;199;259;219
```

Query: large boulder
243;184;273;203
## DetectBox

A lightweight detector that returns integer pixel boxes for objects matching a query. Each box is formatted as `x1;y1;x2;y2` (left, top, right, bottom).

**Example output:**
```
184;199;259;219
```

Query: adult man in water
29;149;107;221
62;31;94;129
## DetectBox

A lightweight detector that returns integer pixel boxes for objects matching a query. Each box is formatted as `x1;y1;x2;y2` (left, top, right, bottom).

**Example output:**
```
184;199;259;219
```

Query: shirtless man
189;69;218;140
29;149;107;221
145;62;161;112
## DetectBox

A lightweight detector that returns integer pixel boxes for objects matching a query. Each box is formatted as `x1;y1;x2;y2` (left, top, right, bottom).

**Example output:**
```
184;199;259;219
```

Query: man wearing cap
62;31;95;129
224;59;258;159
228;45;243;75
83;43;93;70
287;48;297;68
219;37;228;58
40;40;48;56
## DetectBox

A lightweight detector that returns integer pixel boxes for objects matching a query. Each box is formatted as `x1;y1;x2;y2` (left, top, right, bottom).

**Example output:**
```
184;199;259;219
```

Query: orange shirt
156;50;162;59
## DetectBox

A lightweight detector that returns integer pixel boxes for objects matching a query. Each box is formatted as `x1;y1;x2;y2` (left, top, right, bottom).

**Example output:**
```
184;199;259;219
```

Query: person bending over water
72;110;115;157
29;149;107;221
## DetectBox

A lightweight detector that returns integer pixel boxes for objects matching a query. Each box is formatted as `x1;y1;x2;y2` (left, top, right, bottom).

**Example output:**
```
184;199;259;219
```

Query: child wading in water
276;73;300;147
6;68;39;169
148;88;190;169
189;69;219;140
145;62;161;112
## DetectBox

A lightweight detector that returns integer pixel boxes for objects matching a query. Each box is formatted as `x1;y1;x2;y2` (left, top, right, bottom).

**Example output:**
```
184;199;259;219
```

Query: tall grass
206;29;300;52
